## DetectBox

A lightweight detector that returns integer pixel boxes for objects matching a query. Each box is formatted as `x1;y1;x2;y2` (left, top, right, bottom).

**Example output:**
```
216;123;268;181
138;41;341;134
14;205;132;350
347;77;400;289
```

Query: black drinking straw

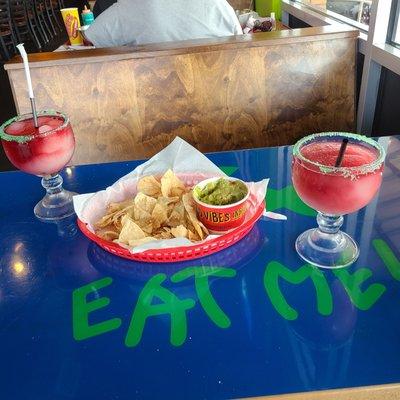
335;138;349;167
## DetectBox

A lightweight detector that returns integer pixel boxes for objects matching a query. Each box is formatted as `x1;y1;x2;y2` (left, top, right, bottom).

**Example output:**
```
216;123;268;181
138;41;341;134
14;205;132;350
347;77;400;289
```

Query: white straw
16;43;38;127
16;44;34;98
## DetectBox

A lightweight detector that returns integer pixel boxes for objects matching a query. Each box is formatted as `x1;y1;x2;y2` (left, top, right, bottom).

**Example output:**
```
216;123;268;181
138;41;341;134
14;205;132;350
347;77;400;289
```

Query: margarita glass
0;110;76;221
292;132;385;268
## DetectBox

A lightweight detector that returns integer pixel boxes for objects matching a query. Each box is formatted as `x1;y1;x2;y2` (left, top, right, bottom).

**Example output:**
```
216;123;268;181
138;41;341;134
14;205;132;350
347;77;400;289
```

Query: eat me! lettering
72;239;400;347
73;267;235;346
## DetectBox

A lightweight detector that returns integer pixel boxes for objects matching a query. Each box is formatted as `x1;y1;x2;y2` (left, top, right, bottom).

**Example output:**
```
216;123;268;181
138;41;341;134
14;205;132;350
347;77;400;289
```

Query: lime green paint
264;262;333;320
255;0;281;20
72;277;122;341
71;240;399;345
125;274;196;347
219;166;238;176
332;268;386;311
373;239;400;281
267;185;316;216
171;267;236;328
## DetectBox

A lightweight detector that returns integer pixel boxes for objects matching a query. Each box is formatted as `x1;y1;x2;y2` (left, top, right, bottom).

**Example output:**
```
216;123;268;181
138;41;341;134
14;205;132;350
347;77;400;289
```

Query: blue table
1;137;400;400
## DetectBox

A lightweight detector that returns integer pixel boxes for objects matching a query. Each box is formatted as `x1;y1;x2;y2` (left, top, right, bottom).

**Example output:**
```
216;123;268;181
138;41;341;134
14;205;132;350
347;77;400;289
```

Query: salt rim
293;132;386;176
0;110;69;143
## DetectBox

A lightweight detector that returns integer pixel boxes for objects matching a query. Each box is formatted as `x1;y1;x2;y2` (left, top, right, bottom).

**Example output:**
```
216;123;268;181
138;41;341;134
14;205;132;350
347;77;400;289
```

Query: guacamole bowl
193;177;250;232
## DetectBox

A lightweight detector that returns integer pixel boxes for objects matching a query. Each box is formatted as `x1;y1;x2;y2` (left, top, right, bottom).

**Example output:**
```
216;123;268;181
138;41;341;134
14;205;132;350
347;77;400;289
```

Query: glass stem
42;173;63;195
316;212;343;234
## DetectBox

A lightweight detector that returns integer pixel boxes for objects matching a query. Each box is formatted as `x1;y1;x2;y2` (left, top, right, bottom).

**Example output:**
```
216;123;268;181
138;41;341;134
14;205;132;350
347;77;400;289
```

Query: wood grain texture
5;27;359;69
7;29;357;165
275;21;289;30
227;0;253;10
244;383;400;399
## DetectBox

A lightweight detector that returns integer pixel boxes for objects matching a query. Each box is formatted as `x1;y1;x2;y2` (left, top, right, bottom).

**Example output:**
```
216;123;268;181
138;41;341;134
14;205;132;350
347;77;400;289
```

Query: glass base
34;189;77;221
295;228;359;269
34;174;77;221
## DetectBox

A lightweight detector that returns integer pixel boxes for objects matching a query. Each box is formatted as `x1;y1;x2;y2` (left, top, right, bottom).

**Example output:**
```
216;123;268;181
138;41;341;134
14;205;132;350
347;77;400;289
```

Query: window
283;0;400;134
394;27;400;45
295;0;371;30
391;1;400;45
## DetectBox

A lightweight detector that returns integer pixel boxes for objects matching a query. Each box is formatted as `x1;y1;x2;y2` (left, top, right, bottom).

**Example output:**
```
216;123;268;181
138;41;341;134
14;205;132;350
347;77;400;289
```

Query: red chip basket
78;197;265;263
77;172;266;263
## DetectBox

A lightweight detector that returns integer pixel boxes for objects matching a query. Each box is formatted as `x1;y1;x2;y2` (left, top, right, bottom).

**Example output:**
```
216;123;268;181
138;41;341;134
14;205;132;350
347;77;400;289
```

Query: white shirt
86;0;243;48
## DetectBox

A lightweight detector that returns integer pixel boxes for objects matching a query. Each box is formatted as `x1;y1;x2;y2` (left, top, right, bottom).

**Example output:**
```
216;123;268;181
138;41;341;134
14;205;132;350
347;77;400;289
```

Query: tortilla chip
107;199;134;213
118;216;146;244
152;203;169;230
95;204;123;229
95;172;210;247
171;225;188;238
137;175;161;197
96;226;120;241
137;220;153;235
97;201;135;228
188;229;200;242
113;216;123;231
159;231;174;239
161;169;186;198
182;192;208;240
153;227;174;239
157;196;180;207
134;192;157;214
112;204;135;225
131;209;152;234
167;202;185;227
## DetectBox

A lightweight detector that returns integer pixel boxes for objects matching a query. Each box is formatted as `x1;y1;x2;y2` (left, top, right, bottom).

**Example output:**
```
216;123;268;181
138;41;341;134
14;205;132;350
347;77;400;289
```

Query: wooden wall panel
7;28;357;165
227;0;253;10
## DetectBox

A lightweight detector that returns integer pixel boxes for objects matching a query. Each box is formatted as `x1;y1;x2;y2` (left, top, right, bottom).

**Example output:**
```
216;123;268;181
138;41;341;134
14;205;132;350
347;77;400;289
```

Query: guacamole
196;179;248;206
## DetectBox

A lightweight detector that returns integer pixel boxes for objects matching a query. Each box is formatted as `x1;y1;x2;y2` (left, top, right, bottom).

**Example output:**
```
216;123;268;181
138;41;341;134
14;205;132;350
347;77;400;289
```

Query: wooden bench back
5;26;358;165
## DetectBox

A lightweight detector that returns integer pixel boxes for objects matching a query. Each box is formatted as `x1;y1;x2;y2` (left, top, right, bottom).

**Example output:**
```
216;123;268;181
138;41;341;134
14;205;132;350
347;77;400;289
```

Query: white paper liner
73;137;275;254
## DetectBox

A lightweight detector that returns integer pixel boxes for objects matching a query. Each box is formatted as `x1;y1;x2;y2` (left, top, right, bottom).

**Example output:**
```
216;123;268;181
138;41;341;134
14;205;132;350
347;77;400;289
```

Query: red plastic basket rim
77;200;265;262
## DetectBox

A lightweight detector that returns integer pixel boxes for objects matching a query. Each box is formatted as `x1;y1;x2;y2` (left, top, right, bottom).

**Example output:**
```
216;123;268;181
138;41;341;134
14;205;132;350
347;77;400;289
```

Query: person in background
64;0;90;14
93;0;116;17
85;0;243;48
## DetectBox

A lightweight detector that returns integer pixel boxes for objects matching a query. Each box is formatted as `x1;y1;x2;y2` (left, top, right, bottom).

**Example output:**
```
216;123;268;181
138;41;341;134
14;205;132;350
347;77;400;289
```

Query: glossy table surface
1;136;400;400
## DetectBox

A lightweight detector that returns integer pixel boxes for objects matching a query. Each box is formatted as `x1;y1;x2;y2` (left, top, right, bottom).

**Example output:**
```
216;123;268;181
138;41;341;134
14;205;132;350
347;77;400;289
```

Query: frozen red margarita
292;141;383;215
291;132;385;269
1;112;74;176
